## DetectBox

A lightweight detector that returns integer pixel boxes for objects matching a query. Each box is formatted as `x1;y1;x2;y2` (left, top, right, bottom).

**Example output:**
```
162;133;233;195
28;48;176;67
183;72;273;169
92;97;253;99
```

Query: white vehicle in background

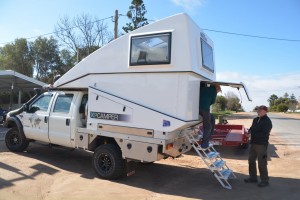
4;13;251;179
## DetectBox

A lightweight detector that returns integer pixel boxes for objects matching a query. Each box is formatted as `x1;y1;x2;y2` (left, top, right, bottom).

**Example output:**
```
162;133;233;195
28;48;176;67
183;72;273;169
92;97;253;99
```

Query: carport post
10;81;14;110
18;90;22;107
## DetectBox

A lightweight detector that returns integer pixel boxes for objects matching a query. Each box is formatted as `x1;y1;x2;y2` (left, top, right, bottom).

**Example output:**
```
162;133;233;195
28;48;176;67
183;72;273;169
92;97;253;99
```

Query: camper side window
130;32;171;66
201;39;214;72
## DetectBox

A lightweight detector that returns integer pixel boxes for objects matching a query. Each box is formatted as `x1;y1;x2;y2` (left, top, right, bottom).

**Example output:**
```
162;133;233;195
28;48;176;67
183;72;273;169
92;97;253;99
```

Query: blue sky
1;0;300;111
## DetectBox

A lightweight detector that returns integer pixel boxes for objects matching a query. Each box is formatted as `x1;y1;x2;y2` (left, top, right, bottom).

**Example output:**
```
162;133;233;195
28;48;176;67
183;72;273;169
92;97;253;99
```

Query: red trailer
210;124;249;148
196;124;250;148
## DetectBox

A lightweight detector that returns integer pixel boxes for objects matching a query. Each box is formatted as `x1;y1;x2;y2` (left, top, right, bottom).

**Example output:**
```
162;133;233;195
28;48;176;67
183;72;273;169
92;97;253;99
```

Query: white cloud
217;71;300;111
171;0;204;12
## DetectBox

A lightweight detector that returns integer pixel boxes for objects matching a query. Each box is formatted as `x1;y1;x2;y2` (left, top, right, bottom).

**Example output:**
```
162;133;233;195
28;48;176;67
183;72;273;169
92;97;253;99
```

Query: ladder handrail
185;131;236;189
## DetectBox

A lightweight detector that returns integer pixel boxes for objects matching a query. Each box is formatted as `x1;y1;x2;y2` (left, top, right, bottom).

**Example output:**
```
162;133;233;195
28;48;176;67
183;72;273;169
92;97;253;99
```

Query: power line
1;16;300;45
202;28;300;42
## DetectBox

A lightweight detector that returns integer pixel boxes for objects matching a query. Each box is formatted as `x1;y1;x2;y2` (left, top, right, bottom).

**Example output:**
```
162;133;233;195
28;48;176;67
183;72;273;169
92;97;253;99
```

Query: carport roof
0;70;45;91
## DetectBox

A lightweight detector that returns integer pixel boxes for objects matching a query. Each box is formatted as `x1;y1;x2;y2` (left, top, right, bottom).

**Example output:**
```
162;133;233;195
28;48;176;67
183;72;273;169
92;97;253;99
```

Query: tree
274;97;289;106
213;96;227;111
0;38;33;77
30;37;62;83
122;0;149;33
54;14;111;62
288;93;298;112
277;104;289;112
267;94;278;107
225;92;242;111
283;92;289;98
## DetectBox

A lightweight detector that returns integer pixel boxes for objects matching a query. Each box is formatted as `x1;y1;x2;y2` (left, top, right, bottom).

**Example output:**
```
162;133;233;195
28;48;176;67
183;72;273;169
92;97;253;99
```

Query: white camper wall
77;72;201;121
54;13;216;123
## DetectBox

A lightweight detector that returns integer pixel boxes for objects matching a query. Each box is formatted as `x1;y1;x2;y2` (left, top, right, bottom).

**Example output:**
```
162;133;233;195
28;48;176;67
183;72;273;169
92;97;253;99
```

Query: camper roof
54;13;215;88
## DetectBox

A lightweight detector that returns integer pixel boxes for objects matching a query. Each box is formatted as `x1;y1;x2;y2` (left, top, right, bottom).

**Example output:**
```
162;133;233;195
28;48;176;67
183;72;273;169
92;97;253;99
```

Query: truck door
48;93;75;147
21;92;54;142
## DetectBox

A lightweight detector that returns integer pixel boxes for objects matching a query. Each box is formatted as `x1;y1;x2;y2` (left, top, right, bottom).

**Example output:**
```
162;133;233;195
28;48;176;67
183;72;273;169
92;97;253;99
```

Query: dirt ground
0;112;300;200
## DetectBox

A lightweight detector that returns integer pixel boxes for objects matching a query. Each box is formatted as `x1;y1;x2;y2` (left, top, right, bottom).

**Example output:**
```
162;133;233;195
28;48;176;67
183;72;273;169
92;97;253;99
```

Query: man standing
199;83;221;148
244;105;272;187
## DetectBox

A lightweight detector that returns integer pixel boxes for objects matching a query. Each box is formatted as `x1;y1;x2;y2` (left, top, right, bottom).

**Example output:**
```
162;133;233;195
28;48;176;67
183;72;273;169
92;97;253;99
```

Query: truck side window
53;94;74;114
31;95;52;112
79;94;88;114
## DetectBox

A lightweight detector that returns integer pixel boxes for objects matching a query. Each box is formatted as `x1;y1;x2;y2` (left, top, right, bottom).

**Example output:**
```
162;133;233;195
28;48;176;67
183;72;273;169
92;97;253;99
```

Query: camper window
130;32;171;66
201;39;214;72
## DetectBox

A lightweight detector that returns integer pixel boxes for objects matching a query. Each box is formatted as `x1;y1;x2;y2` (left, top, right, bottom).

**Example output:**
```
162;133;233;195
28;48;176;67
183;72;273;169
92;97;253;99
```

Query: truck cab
6;91;88;148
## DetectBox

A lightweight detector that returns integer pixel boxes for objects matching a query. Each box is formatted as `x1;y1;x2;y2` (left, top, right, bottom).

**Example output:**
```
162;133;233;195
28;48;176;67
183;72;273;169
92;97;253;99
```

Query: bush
277;104;289;112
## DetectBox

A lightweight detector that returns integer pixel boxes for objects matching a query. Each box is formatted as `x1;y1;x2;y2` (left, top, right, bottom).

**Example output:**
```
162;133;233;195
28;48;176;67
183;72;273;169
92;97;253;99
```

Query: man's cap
258;105;268;112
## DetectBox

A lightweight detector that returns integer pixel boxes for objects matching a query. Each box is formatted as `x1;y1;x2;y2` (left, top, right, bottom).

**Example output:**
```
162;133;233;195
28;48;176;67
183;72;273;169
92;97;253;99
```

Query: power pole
114;10;119;39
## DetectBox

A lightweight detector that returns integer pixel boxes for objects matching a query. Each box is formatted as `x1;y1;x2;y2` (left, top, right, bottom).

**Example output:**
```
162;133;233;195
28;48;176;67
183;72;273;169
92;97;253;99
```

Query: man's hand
245;129;251;137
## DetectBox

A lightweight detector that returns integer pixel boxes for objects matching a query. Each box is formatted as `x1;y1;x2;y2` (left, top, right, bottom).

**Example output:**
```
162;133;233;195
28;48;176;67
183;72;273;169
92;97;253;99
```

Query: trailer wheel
93;144;125;179
5;127;29;152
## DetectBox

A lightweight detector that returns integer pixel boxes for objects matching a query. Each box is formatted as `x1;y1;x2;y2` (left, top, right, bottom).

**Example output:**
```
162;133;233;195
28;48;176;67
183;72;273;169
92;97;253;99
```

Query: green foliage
122;0;149;33
212;111;233;117
214;96;227;111
269;105;277;112
55;49;76;77
266;93;299;112
212;93;243;112
277;104;289;112
0;38;34;77
30;36;62;83
268;94;278;107
224;92;243;112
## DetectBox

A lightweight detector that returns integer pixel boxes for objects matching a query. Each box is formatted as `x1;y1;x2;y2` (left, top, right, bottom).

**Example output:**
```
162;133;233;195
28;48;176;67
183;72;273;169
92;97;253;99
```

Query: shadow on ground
1;141;299;200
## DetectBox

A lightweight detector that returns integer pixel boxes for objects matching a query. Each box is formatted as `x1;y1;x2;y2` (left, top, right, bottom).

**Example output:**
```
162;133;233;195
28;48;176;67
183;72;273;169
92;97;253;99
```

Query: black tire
5;127;29;152
93;144;125;180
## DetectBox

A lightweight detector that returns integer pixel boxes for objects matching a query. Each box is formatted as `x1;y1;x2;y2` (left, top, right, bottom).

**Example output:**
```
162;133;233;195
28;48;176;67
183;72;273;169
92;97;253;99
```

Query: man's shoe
258;181;269;187
244;178;258;183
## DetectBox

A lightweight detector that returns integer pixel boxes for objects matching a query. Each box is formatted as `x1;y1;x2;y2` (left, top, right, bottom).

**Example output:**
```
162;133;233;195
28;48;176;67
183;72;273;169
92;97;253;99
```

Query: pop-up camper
5;13;251;189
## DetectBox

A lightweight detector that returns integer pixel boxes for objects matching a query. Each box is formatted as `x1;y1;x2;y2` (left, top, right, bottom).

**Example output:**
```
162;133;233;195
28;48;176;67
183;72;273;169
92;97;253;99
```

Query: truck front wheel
5;127;29;152
93;144;125;179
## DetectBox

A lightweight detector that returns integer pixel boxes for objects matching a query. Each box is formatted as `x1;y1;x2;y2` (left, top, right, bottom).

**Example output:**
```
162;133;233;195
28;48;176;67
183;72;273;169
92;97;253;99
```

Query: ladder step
195;143;213;149
219;169;232;180
206;152;220;160
211;160;225;169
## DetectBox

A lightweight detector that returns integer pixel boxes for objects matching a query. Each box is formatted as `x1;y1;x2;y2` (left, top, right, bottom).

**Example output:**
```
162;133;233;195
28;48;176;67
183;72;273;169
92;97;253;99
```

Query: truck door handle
66;119;70;126
44;116;48;123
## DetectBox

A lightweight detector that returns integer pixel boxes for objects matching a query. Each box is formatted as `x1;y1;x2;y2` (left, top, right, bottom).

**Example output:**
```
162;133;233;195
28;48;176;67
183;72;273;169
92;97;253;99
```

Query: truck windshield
201;39;214;72
130;32;171;66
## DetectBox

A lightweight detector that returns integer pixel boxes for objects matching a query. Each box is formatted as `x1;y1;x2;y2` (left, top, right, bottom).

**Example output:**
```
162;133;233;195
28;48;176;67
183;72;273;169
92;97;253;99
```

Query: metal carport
0;70;45;110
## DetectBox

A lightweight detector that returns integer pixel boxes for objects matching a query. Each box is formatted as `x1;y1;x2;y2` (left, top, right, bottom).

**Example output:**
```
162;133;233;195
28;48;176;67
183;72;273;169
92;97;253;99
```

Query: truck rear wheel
93;144;125;179
5;127;29;152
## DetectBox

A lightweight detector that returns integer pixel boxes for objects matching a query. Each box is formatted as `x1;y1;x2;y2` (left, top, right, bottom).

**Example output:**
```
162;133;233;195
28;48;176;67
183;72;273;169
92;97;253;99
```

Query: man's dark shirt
199;86;217;112
249;115;272;145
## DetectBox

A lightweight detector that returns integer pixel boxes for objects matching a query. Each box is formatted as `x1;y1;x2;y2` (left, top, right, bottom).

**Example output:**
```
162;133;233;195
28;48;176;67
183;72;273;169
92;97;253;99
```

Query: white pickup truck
4;13;251;179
